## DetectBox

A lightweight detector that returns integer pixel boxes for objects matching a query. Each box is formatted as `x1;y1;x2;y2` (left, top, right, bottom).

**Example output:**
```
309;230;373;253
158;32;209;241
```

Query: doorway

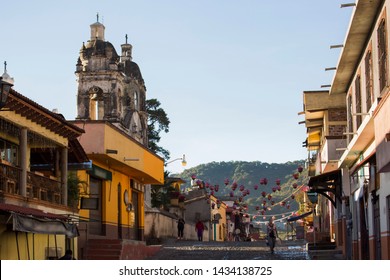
372;194;381;259
89;177;103;235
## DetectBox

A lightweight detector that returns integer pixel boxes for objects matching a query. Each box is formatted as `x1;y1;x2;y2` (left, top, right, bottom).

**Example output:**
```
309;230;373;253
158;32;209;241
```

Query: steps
84;239;122;260
307;242;344;260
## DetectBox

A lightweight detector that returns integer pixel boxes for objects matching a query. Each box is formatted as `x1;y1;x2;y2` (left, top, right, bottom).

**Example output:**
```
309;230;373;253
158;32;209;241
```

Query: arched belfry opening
89;86;104;120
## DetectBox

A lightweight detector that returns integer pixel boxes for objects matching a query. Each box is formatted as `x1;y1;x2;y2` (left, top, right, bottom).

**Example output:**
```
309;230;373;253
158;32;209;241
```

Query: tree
150;171;177;209
67;171;88;208
146;98;170;160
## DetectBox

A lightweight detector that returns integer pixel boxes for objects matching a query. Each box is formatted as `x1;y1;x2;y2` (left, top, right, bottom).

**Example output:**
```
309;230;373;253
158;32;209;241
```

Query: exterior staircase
84;239;122;260
84;239;162;260
307;242;344;260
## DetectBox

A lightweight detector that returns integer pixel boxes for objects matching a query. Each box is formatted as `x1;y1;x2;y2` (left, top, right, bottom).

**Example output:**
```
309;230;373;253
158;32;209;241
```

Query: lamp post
164;154;187;167
0;61;14;110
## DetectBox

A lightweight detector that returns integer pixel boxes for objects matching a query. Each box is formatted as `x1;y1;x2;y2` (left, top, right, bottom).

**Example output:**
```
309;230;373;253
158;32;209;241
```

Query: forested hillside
174;160;309;223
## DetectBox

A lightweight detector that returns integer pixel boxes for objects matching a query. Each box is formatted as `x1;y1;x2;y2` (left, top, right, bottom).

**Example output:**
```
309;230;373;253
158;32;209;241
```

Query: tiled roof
0;203;68;220
6;89;85;140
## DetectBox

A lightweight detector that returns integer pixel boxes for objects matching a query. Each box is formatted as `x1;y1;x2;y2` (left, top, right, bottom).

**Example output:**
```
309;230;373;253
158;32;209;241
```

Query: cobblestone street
147;239;310;260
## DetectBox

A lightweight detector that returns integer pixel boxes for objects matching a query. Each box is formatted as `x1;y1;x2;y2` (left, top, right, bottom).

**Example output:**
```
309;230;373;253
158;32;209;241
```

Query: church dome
81;40;119;62
123;60;144;84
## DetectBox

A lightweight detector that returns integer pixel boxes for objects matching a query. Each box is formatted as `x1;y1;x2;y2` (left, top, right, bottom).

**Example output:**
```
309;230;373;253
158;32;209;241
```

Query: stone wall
145;208;209;242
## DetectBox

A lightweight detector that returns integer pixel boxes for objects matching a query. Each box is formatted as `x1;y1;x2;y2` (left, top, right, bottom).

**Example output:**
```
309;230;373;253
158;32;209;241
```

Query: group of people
60;217;279;260
176;218;206;241
177;216;279;253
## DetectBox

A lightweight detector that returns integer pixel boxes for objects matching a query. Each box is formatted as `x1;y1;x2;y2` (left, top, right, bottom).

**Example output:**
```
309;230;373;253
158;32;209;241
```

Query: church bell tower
75;15;148;146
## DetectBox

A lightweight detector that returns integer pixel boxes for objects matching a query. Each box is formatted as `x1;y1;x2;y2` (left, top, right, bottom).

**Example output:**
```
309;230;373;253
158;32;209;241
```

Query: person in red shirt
195;220;205;241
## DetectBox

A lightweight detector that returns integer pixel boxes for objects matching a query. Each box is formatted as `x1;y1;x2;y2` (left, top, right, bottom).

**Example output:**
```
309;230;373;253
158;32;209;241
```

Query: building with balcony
301;0;390;259
0;89;90;259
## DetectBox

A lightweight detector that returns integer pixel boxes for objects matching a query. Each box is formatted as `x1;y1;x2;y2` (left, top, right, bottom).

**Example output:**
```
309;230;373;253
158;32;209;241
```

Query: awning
308;169;342;207
308;169;341;186
12;213;78;238
0;203;79;238
287;211;313;222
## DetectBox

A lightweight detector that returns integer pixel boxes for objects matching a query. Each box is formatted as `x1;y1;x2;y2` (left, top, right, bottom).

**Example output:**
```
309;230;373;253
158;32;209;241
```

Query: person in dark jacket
177;218;185;240
59;249;76;260
267;217;279;253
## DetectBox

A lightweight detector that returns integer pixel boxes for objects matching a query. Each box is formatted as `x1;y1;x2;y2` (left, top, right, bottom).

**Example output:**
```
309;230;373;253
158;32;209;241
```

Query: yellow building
0;87;90;260
210;195;227;241
72;121;164;259
71;18;164;259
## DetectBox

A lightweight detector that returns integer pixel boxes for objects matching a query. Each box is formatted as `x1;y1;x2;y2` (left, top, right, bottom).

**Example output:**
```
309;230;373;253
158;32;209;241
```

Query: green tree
146;98;170;160
150;171;177;209
67;171;88;208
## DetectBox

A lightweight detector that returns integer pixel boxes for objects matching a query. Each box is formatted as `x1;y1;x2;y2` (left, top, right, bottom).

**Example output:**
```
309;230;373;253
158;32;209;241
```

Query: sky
1;0;353;174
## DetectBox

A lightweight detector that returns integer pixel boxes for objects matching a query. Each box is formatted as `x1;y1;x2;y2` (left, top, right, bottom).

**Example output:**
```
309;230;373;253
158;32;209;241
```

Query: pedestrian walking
243;214;251;239
195;220;205;241
267;217;279;253
177;218;185;240
228;221;235;241
234;227;241;241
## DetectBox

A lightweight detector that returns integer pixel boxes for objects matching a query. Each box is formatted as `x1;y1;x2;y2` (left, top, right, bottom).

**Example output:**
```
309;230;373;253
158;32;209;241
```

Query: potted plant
178;194;186;202
178;194;186;208
170;191;180;206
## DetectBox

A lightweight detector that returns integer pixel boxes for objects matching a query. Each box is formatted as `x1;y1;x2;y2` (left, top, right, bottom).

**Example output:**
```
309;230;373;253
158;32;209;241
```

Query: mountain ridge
174;160;309;222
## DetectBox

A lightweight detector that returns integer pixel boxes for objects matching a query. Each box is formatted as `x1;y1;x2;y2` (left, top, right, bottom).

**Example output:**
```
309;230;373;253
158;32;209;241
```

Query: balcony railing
0;162;21;195
0;162;62;205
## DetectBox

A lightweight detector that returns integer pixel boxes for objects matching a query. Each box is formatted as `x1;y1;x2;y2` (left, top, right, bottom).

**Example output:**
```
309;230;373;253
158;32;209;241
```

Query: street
146;239;310;260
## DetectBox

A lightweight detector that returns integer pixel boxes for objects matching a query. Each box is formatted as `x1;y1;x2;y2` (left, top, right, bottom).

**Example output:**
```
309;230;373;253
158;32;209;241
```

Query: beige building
301;0;390;259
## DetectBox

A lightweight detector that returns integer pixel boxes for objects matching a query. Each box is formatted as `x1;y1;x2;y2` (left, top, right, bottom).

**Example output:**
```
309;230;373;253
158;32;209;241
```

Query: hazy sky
1;0;353;173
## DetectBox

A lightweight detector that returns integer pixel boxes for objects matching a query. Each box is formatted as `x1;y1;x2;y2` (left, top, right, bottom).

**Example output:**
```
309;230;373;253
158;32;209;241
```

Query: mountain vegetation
174;160;310;223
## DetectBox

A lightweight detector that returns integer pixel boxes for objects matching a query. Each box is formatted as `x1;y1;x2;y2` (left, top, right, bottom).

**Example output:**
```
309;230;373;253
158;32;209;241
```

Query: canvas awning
0;203;79;238
12;213;79;238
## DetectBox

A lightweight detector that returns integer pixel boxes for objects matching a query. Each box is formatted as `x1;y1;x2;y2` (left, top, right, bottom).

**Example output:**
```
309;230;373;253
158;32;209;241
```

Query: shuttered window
355;75;362;128
365;51;373;110
378;19;387;93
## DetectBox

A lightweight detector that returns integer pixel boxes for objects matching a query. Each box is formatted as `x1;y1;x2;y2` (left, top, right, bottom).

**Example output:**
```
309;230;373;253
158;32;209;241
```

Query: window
355;75;362;128
378;19;387;93
365;51;373;110
0;138;18;165
133;91;138;109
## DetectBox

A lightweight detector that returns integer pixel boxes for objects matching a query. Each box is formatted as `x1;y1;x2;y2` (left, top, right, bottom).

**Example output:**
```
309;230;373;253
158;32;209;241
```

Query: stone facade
75;19;148;145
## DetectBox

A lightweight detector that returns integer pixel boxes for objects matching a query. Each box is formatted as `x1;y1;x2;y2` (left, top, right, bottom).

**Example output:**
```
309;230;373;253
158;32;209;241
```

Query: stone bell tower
75;15;148;145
